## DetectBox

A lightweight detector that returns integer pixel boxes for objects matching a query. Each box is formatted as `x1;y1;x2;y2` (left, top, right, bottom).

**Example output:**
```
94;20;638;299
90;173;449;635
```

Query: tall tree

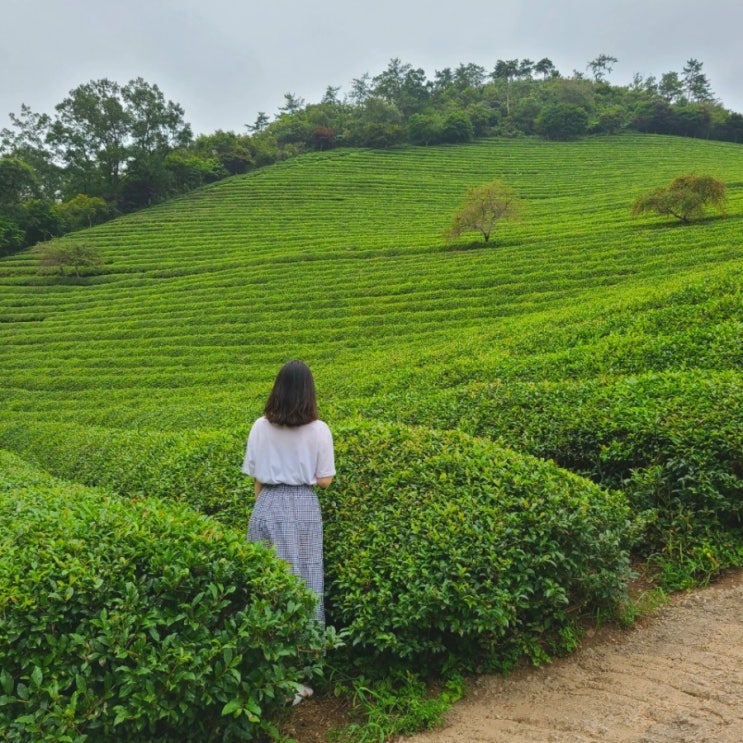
321;86;341;105
682;59;714;103
433;67;454;93
517;59;535;80
658;72;684;103
534;58;557;79
372;58;429;115
278;93;305;116
247;112;270;132
1;105;60;197
119;78;192;207
348;73;371;105
48;79;130;198
122;78;191;156
454;63;486;90
587;54;618;82
492;59;520;114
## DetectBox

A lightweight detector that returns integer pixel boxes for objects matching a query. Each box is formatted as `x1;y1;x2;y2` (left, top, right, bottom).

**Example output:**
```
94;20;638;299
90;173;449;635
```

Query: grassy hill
1;134;741;434
2;133;742;560
1;132;742;738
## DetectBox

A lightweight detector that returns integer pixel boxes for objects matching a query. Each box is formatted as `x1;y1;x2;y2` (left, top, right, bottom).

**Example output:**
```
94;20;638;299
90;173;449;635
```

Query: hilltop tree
192;130;254;175
348;73;372;105
0;105;60;197
453;63;486;90
247;112;270;133
492;59;520;114
445;180;521;244
46;78;190;204
372;58;429;115
631;173;727;223
48;79;130;198
535;102;589;140
658;72;684;103
587;54;618;82
278;93;305;116
321;86;341;105
534;58;557;79
682;59;714;103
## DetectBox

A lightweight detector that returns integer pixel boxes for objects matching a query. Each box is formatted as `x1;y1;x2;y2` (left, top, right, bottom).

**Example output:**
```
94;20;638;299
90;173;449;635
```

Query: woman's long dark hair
263;360;318;427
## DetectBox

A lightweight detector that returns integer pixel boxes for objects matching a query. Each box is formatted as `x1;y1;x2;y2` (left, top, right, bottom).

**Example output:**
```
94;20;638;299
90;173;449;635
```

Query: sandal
291;684;314;706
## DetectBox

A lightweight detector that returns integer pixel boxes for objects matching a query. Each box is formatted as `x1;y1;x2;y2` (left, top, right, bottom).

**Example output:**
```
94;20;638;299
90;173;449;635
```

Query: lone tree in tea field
631;173;727;224
446;180;521;244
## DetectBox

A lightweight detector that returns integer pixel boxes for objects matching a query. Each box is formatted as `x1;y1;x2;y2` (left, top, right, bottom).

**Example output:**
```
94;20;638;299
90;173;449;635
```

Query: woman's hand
316;476;333;489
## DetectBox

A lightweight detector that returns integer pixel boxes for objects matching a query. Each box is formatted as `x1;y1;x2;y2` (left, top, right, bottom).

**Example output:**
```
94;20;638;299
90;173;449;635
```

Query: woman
242;360;335;630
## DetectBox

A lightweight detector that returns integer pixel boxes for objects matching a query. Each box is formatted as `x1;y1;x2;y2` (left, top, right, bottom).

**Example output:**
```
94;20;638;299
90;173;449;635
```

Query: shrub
0;425;251;530
395;371;743;585
36;241;105;277
440;111;474;143
324;422;632;671
0;451;327;742
0;422;633;675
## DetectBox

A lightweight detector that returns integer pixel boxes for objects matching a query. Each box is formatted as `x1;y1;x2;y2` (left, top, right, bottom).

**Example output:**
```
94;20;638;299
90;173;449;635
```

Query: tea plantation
1;134;742;740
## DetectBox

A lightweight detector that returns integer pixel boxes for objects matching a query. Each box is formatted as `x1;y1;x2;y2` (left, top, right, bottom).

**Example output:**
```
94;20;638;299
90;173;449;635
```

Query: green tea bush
0;424;250;530
0;422;633;674
0;451;326;742
324;422;633;671
401;370;743;584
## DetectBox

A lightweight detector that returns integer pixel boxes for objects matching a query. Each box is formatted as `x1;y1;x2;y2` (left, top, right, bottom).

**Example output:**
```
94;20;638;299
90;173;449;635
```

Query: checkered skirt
248;484;325;625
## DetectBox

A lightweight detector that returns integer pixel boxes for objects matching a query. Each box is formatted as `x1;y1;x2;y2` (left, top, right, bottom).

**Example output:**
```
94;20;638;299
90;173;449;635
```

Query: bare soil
283;568;743;742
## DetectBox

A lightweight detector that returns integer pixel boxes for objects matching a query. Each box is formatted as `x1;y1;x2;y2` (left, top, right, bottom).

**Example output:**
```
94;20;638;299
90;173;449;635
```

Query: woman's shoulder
307;419;333;441
309;418;331;431
249;416;269;432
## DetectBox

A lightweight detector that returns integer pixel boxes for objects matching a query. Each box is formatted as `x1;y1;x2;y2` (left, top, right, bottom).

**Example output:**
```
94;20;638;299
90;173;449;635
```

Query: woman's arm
316;476;333;489
254;480;264;498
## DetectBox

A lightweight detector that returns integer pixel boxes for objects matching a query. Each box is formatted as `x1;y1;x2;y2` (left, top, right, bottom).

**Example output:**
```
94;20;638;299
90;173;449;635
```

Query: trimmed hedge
0;424;251;530
326;422;632;670
0;451;326;742
0;422;633;673
394;370;743;584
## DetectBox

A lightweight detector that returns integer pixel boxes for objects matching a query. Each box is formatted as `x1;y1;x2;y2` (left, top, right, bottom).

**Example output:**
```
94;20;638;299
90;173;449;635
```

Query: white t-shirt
242;416;335;486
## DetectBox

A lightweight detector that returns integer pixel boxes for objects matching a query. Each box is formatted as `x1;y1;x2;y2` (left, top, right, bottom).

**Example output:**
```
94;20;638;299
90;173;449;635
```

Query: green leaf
0;669;13;695
31;666;43;688
221;699;242;717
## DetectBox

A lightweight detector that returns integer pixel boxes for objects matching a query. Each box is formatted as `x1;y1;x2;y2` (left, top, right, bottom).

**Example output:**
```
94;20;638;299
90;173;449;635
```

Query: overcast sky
2;0;742;136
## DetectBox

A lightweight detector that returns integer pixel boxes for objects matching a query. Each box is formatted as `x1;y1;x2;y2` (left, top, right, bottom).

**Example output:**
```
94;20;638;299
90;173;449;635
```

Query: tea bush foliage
389;371;743;584
0;451;326;742
0;421;633;675
325;422;632;670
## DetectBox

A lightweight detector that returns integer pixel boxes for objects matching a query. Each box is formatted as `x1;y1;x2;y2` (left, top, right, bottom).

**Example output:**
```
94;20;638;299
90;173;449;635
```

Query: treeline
2;56;742;256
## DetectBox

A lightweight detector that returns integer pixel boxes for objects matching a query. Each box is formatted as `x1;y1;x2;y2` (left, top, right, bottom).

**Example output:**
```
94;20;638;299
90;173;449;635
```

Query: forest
1;55;742;256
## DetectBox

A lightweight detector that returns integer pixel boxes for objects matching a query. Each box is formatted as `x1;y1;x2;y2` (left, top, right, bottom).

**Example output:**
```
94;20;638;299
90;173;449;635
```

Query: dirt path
404;570;743;743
